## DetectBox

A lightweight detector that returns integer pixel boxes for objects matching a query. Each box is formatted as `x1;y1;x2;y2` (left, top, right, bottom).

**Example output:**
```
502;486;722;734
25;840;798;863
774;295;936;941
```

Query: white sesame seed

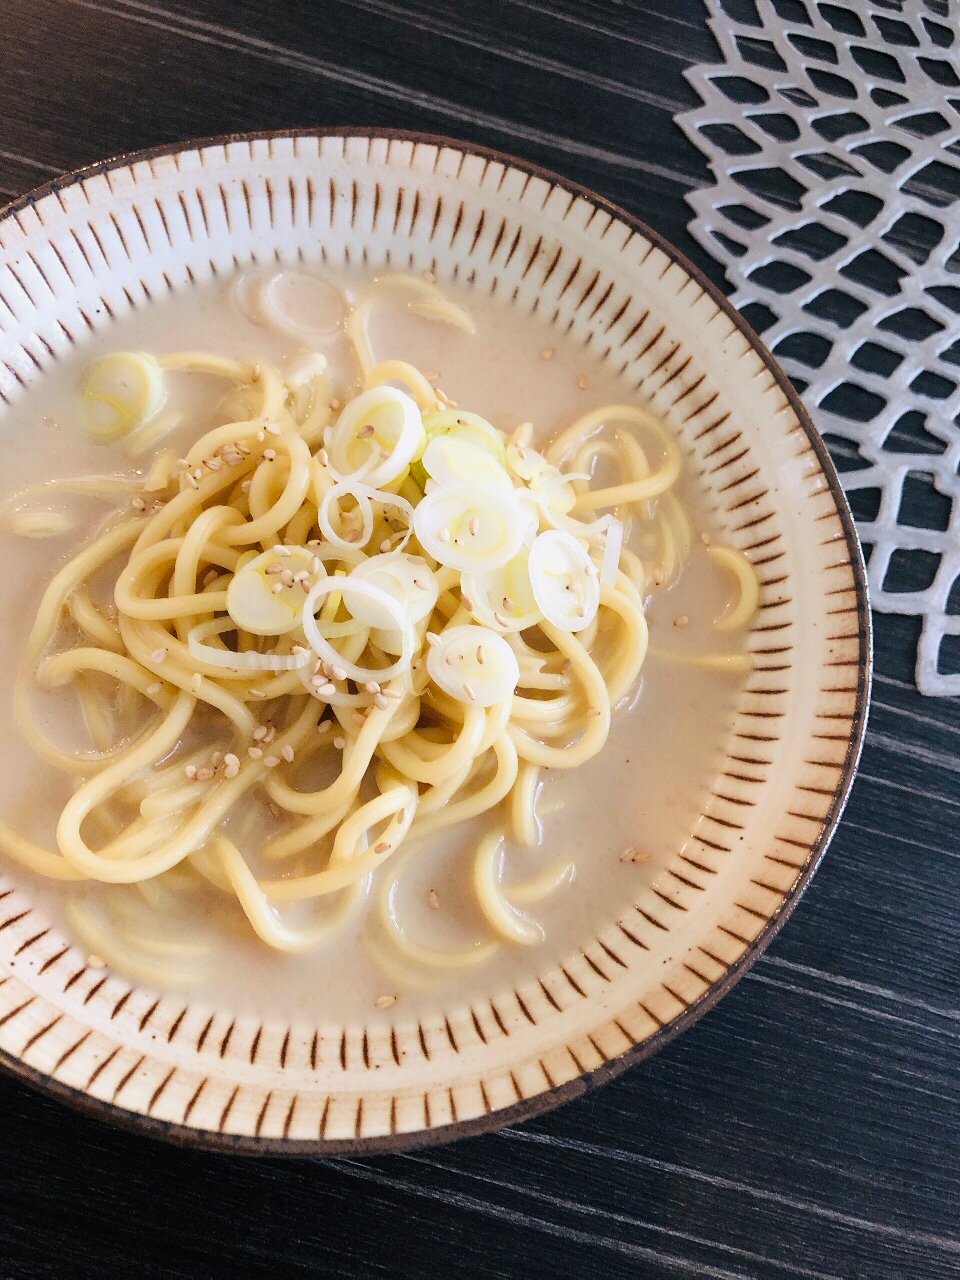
674;615;690;628
309;556;320;574
426;633;440;647
463;682;476;701
263;724;276;742
131;496;146;512
494;612;510;628
438;527;451;542
249;688;267;699
176;458;190;470
344;528;361;542
195;766;214;781
264;755;280;768
307;538;321;547
560;658;573;673
375;994;396;1009
333;736;346;750
203;457;222;471
151;647;167;664
224;753;240;768
146;681;163;696
257;430;265;442
248;746;263;759
329;399;341;412
375;693;389;709
265;561;284;575
253;725;268;741
374;841;389;854
224;763;240;779
241;479;251;492
184;764;198;779
271;582;284;594
185;473;199;489
191;673;203;693
476;645;485;664
265;422;281;436
332;665;347;681
87;954;106;970
292;570;309;583
379;539;392;553
281;744;295;763
358;423;375;439
263;448;277;462
588;706;601;717
428;889;440;910
364;680;381;694
383;688;402;700
462;596;474;613
502;595;515;611
468;516;480;536
585;562;598;578
280;569;295;587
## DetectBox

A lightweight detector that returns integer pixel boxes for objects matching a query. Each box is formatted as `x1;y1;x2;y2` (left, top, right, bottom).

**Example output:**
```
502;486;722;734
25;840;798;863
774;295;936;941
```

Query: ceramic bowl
0;131;870;1153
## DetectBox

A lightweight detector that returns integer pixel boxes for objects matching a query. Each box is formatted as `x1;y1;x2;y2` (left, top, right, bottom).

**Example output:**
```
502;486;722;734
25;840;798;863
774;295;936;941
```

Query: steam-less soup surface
0;268;752;1024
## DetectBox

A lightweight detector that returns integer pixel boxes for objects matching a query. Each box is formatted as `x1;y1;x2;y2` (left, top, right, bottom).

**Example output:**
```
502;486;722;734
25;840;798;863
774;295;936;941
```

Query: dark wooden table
1;3;958;1276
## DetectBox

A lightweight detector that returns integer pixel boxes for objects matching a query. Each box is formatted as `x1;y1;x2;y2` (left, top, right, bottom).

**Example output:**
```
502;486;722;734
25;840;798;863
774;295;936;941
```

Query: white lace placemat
679;0;960;694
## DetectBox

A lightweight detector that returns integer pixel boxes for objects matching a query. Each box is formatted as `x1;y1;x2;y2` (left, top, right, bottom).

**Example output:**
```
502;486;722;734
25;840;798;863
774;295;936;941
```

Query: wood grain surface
0;1;957;1276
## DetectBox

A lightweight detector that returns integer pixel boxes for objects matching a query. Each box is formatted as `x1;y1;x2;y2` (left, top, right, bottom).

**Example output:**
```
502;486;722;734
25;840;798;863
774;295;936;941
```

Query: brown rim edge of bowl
0;127;872;1159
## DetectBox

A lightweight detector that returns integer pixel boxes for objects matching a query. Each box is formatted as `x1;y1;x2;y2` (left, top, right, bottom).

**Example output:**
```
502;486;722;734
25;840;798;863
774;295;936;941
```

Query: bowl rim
0;126;872;1157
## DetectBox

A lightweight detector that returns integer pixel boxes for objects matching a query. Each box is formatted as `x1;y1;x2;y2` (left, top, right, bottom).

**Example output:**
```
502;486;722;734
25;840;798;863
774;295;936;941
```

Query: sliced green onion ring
427;625;520;706
188;618;313;672
528;529;600;632
302;577;416;683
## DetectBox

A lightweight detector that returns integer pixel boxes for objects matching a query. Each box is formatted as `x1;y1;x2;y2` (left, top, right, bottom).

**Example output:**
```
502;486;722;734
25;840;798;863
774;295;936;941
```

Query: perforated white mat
679;0;960;694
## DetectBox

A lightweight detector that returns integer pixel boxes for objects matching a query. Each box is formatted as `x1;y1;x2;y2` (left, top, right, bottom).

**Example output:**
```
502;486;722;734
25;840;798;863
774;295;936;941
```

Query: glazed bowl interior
0;132;869;1153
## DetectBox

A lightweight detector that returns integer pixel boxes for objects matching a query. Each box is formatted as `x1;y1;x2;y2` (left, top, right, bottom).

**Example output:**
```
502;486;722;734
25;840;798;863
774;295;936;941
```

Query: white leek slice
318;481;374;551
82;352;167;440
318;479;414;554
422;436;512;491
327;387;425;487
507;442;583;515
413;482;524;573
422;410;507;464
226;546;320;636
188;618;313;671
427;625;520;706
461;548;541;633
302;577;416;683
528;530;600;632
285;351;329;389
348;552;438;629
259;272;344;344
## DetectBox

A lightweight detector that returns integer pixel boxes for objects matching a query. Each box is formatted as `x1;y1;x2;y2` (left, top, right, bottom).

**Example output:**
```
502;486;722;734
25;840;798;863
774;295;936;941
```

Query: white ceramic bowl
0;131;869;1153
